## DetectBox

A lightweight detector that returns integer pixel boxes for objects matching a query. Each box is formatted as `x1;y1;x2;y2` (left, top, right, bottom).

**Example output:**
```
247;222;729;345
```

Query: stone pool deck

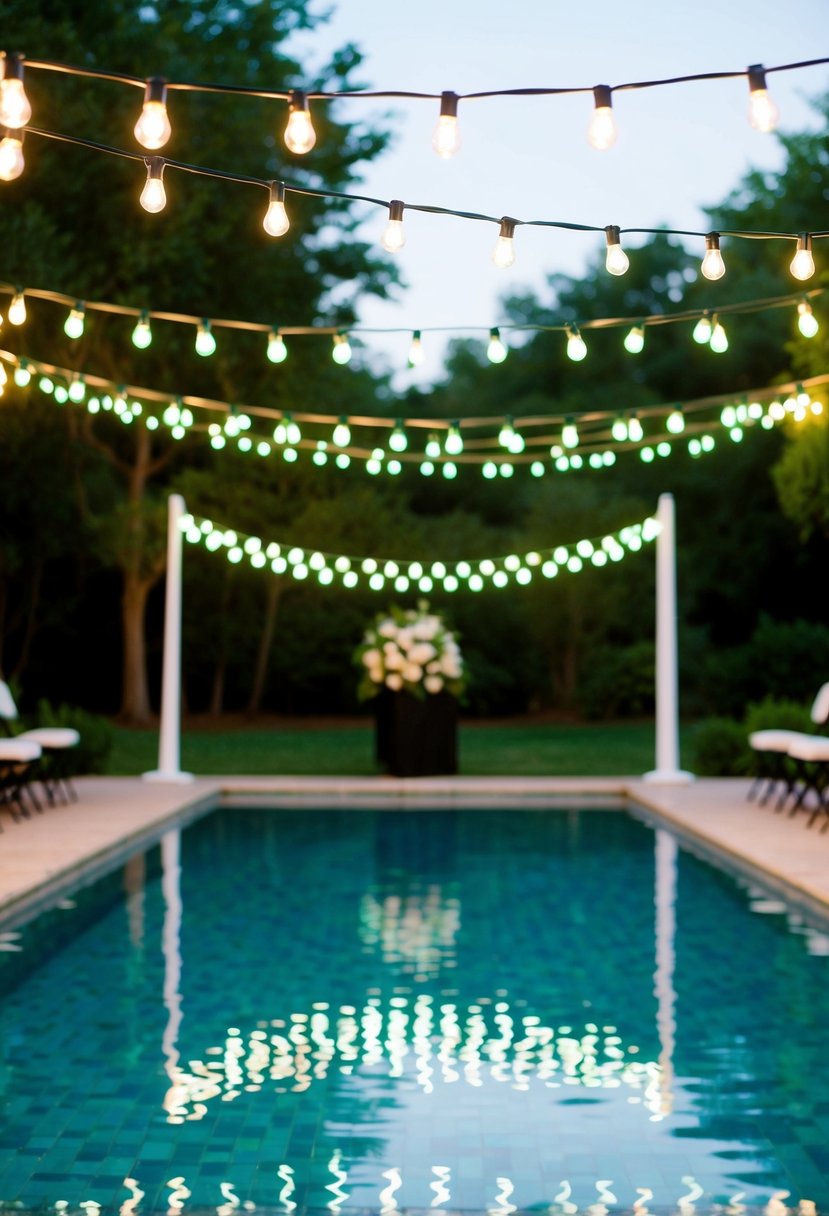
2;773;829;922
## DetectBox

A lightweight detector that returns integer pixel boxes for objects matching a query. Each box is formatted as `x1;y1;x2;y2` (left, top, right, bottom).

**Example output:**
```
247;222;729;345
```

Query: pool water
1;806;828;1213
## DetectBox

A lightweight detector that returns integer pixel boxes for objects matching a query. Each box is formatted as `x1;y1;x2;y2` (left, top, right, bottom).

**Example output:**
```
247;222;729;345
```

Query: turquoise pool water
1;806;828;1213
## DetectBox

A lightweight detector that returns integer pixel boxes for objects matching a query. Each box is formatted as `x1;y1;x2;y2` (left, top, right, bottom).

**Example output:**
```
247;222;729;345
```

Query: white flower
385;649;403;671
424;674;444;693
440;656;461;679
378;619;398;639
426;660;441;674
395;627;414;651
367;665;383;684
409;642;436;665
385;672;403;690
362;647;381;668
413;617;439;640
402;662;423;682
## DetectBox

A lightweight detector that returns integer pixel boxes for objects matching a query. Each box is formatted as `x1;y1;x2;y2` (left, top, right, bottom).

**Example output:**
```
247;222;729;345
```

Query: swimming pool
1;805;828;1213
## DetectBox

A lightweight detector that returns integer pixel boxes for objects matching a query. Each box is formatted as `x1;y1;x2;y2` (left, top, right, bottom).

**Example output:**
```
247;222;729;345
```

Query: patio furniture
0;737;43;825
783;732;829;830
748;682;829;807
0;681;80;806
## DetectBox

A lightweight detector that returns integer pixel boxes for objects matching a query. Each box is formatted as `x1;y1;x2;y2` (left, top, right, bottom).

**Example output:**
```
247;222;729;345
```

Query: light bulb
195;320;216;356
263;180;290;237
0;55;32;128
628;415;644;442
64;303;85;340
140;157;167;213
709;317;728;353
666;409;685;434
284;90;316;154
623;324;644;354
408;330;424;367
267;329;288;363
444;422;463;455
492;217;516;268
611;415;628;442
381;199;405;252
587;84;616;150
701;233;725;280
790;234;815;281
132;311;152;349
797;300;819;338
333;416;351;447
747;64;779;133
498;418;514;448
134;78;171;149
604;225;629;275
566;327;587;361
8;290;26;326
0;128;24;180
562;419;579;448
432;90;461;158
692;314;712;344
332;334;352;365
14;359;31;387
389;421;408;452
487;327;507;363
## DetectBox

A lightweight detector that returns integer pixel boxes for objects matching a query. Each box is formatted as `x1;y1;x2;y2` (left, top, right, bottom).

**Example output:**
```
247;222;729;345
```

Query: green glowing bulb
132;312;152;349
389;421;408;452
195;320;216;357
64;304;85;340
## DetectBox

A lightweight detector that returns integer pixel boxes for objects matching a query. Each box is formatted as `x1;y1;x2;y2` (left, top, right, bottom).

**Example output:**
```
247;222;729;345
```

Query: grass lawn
105;717;690;777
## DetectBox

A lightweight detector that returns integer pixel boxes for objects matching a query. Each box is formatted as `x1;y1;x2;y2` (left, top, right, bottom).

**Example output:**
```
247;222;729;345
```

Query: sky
288;0;829;386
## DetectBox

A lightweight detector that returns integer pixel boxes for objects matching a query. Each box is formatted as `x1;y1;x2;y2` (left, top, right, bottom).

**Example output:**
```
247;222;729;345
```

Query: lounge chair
0;737;43;825
782;733;829;830
748;682;829;808
0;680;80;806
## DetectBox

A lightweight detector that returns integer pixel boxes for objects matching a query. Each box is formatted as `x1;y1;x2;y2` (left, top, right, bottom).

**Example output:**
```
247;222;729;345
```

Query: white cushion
749;729;808;751
0;738;42;762
19;727;80;748
0;680;18;722
787;734;829;762
810;681;829;724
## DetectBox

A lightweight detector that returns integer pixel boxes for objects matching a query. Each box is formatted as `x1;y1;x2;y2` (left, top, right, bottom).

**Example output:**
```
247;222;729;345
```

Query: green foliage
34;699;114;774
772;414;829;541
744;697;813;736
700;617;829;717
577;642;655;720
690;717;752;777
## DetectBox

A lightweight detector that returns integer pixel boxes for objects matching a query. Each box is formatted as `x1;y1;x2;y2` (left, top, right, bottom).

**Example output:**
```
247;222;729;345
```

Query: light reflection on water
0;806;828;1211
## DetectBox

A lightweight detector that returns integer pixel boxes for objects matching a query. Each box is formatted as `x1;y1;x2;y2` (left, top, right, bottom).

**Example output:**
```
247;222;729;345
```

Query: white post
143;493;193;783
653;828;677;1116
644;493;693;784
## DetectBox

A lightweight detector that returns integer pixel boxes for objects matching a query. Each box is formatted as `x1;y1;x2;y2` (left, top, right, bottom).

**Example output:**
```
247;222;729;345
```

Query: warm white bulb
492;235;515;269
562;422;579;448
140;175;166;213
692;316;712;344
797;302;819;338
64;307;85;340
748;88;779;133
623;325;644;354
332;336;352;365
701;246;726;281
0;77;31;128
487;330;507;363
587;106;616;151
132;316;152;349
605;243;629;276
709;321;728;353
284;107;316;155
267;331;288;363
333;419;351;446
381;218;406;253
791;246;815;282
0;133;24;180
263;198;290;237
408;333;424;366
566;331;587;362
432;115;460;159
195;322;216;356
628;416;644;442
134;100;171;150
7;291;26;325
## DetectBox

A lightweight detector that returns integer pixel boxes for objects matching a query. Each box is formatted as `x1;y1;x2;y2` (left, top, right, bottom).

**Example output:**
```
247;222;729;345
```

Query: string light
486;327;508;364
63;302;85;340
611;414;628;442
747;63;779;133
389;421;408;452
267;329;288;363
407;330;424;367
623;324;645;354
381;199;406;253
132;310;152;349
790;234;815;281
491;217;517;269
797;300;819;338
701;233;725;281
587;85;616;150
432;91;460;159
332;417;351;447
628;414;644;442
0;125;25;185
692;313;712;344
7;289;26;325
604;225;629;275
139;156;167;213
134;77;172;150
332;333;352;365
0;53;32;129
444;422;463;456
709;315;729;353
284;89;316;154
666;407;685;434
195;319;216;357
262;180;289;237
566;327;587;362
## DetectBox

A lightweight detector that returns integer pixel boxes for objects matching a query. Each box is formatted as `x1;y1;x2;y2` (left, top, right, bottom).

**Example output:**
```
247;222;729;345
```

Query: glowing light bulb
389;421;408;452
432;90;460;158
332;334;352;365
709;316;728;353
195;320;216;356
64;303;85;340
701;233;725;280
8;290;26;325
0;128;24;180
790;234;815;281
692;314;712;344
140;157;167;213
492;217;516;268
263;180;290;236
381;199;405;252
747;64;779;133
444;422;463;455
0;54;32;128
562;418;579;448
797;300;819;338
628;414;644;442
566;327;587;361
284;90;316;154
611;415;628;442
134;77;171;149
499;417;515;448
587;84;616;150
666;408;685;434
623;325;644;354
487;327;507;363
14;358;31;386
604;225;629;275
267;329;288;363
132;311;152;349
408;330;424;367
333;417;351;446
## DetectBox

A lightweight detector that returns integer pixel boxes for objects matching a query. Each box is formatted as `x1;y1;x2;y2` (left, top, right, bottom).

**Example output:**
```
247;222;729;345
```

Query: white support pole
143;494;193;783
644;492;693;784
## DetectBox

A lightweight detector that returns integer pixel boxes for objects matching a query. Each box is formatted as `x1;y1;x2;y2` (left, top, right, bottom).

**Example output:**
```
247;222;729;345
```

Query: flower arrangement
356;603;466;700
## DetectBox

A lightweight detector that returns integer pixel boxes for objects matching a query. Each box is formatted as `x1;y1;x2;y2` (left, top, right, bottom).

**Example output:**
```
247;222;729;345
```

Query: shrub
578;642;655;720
34;700;114;775
690;717;752;777
744;696;813;736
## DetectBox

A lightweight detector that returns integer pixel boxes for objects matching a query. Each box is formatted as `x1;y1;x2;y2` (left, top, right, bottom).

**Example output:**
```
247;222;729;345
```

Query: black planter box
374;688;458;777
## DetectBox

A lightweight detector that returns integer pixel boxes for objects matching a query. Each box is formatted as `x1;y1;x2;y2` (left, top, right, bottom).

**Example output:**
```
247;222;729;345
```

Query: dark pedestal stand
374;689;458;777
